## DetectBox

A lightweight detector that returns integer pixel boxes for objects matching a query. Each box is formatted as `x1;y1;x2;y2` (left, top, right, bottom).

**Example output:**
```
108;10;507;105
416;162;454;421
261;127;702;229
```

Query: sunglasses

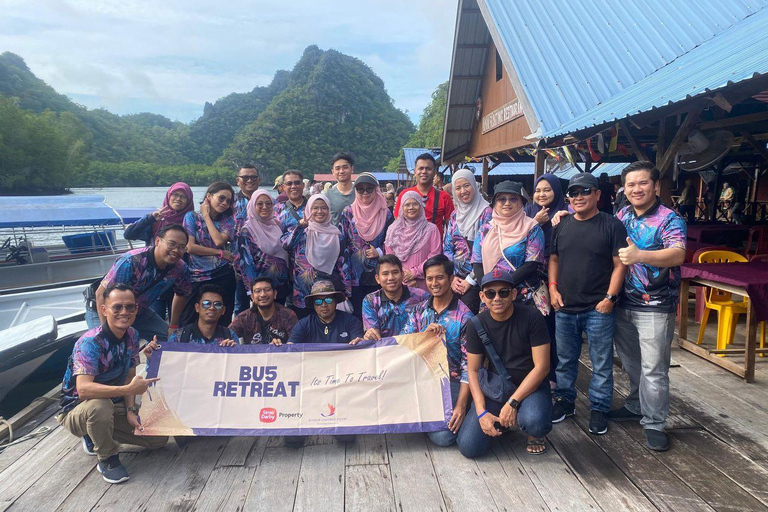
254;201;273;208
212;194;232;204
567;187;594;198
496;196;519;204
238;175;259;182
108;303;138;313
200;300;225;310
284;180;303;187
356;185;375;194
314;297;334;306
483;288;512;299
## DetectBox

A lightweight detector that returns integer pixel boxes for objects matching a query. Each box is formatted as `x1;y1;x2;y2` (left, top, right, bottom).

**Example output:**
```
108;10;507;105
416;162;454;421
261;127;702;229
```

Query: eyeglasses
483;288;512;299
213;194;232;204
252;287;274;295
200;300;225;310
314;297;334;306
254;201;273;208
566;187;594;198
108;303;138;313
284;180;303;187
169;192;188;200
159;238;187;253
356;185;375;195
238;175;259;182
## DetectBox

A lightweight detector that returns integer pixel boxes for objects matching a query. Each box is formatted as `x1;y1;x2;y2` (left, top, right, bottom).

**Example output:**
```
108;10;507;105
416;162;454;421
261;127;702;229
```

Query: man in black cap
459;270;552;458
549;173;627;436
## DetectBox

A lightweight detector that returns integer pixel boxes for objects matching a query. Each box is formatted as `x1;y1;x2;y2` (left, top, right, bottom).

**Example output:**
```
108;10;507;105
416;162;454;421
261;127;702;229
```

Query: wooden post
621;120;650;162
481;157;489;195
657;105;704;177
534;151;545;181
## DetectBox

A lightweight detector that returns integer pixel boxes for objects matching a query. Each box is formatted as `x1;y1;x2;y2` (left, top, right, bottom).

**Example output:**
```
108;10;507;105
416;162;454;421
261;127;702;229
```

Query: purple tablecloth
682;262;768;322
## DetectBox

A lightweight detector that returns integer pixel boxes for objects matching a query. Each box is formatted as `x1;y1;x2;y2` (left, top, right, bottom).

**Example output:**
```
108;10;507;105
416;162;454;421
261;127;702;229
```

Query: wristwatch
128;405;140;414
507;397;520;410
605;293;619;303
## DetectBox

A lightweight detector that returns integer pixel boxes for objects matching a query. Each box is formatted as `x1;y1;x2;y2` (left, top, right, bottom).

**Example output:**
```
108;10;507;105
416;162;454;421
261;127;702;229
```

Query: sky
0;0;457;125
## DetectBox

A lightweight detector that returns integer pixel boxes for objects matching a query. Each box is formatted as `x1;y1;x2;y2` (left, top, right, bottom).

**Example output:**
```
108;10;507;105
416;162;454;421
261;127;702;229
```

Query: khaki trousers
58;399;168;460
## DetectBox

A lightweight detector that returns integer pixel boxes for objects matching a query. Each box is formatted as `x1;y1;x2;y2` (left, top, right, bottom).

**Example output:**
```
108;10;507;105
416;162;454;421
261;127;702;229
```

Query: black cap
354;172;379;187
481;269;516;288
492;181;527;205
567;173;599;191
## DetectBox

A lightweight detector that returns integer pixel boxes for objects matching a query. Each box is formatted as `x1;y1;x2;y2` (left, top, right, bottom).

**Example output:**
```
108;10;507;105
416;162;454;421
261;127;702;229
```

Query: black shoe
607;406;643;423
82;435;96;456
589;410;608;435
96;454;130;484
551;398;575;423
645;429;669;451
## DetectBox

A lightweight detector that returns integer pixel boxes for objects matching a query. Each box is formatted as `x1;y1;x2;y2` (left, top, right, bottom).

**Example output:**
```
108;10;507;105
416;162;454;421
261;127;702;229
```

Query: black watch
507;397;520;410
605;293;619;304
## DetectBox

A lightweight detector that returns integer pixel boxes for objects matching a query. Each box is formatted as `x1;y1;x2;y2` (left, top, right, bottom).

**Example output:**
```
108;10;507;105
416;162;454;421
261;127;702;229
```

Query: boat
0;195;151;294
0;316;63;403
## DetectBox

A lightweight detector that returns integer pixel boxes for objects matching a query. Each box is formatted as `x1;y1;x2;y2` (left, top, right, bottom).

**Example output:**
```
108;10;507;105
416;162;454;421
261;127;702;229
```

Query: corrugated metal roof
480;0;768;138
445;162;535;177
403;148;441;171
369;172;402;181
552;162;630;180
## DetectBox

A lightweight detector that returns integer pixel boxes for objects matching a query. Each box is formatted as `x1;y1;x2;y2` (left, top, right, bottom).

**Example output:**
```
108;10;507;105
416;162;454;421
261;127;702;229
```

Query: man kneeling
58;284;167;484
460;271;552;458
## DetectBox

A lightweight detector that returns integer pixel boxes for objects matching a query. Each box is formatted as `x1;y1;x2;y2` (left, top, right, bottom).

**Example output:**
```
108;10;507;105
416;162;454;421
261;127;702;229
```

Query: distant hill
0;46;415;190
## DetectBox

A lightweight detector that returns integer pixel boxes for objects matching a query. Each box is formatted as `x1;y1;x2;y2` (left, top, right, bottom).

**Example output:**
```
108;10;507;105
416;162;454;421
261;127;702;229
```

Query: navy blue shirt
287;311;363;344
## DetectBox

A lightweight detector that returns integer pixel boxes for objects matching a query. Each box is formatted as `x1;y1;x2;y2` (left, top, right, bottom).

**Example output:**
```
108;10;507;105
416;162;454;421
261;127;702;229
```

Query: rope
0;420;52;453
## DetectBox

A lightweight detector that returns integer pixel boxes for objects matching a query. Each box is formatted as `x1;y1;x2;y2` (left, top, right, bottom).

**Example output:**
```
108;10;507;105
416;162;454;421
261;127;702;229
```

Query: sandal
526;437;547;455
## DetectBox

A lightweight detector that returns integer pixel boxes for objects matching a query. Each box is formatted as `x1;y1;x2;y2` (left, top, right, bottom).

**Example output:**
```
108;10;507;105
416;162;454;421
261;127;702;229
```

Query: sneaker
96;454;130;484
82;435;96;456
607;406;643;423
645;429;670;451
589;410;609;435
551;398;575;423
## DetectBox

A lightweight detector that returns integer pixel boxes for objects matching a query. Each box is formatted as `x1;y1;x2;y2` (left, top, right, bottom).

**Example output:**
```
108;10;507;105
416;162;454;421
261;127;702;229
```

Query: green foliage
73;161;233;187
219;47;414;180
0;96;90;193
385;81;448;172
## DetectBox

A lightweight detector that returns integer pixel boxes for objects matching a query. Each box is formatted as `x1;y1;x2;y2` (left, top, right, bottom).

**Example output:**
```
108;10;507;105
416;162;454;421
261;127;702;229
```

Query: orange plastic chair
696;250;748;354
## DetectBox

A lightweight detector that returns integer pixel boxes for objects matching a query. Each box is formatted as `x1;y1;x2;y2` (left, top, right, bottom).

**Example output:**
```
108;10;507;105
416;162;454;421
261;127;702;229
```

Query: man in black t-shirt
549;173;627;436
459;270;552;458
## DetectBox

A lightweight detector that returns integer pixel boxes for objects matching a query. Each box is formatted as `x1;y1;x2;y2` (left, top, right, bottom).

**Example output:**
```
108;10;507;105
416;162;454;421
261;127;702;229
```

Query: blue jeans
554;309;615;412
86;307;169;342
457;385;552;458
428;380;464;447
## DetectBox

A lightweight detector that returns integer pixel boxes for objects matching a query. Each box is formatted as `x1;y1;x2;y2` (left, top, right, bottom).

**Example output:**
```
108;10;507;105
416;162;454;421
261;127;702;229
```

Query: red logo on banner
259;408;277;423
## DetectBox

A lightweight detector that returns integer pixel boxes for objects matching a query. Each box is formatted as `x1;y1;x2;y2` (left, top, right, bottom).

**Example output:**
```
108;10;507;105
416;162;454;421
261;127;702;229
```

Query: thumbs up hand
618;237;641;266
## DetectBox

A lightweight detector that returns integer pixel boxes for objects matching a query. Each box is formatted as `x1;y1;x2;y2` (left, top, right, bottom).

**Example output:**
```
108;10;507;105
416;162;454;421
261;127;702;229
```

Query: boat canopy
0;195;125;228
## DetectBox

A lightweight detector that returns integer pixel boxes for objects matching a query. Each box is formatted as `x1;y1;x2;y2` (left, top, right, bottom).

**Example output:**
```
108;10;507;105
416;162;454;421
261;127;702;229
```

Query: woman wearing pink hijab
340;173;394;317
233;190;291;304
124;182;194;245
384;190;442;291
282;193;364;318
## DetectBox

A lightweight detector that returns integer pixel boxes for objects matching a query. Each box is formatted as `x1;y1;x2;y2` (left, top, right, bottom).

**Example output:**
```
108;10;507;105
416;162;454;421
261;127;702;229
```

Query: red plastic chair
744;227;768;259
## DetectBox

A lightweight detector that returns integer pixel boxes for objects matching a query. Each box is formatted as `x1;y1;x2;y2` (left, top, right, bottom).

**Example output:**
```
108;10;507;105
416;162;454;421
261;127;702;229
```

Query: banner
136;332;452;436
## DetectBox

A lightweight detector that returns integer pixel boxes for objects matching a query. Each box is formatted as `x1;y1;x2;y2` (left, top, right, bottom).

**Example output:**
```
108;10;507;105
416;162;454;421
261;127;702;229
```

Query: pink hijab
153;182;194;236
245;190;289;262
481;195;538;273
351;178;388;242
304;194;341;274
385;191;431;261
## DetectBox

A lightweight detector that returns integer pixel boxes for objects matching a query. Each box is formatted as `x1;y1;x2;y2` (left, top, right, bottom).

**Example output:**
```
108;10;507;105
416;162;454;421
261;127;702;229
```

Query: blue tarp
0;195;125;228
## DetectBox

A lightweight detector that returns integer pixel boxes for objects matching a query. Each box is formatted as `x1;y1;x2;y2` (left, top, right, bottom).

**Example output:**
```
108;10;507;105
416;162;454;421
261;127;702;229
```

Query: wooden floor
3;319;768;511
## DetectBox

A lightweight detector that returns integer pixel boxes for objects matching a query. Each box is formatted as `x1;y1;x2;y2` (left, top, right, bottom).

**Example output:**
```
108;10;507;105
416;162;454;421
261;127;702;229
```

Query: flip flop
526;437;547;455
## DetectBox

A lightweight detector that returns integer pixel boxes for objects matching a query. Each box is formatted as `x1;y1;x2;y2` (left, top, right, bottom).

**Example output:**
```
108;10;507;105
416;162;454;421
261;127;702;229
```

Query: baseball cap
273;175;284;190
481;269;516;288
567;173;599;191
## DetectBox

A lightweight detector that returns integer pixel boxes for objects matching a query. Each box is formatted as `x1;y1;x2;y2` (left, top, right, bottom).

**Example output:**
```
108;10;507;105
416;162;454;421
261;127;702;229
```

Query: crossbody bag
471;316;516;402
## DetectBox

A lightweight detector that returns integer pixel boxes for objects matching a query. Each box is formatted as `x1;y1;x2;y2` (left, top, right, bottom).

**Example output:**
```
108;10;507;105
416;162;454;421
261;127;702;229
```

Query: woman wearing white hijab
282;193;355;318
443;168;493;313
234;190;291;304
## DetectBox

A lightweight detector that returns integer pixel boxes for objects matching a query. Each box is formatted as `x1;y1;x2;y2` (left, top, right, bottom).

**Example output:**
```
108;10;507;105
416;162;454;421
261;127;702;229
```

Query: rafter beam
658;105;705;176
620;120;650;162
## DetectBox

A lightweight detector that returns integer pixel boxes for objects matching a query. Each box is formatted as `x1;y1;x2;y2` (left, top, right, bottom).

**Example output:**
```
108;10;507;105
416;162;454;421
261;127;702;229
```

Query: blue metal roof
0;195;124;228
403;148;441;172
369;172;402;181
444;162;535;177
481;0;768;138
552;163;630;180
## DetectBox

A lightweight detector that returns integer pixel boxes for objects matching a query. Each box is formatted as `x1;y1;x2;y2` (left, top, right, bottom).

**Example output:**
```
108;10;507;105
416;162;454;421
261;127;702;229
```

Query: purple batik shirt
361;286;429;338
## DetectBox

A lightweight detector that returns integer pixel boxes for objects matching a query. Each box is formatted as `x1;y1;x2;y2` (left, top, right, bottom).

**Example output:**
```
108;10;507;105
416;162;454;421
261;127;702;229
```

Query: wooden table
678;277;760;382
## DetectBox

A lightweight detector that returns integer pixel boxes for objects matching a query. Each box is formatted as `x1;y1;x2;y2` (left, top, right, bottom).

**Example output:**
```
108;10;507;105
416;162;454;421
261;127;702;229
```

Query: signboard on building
482;99;524;134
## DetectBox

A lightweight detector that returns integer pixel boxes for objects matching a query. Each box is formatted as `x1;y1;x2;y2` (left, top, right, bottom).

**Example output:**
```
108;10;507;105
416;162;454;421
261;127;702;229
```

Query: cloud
0;0;457;123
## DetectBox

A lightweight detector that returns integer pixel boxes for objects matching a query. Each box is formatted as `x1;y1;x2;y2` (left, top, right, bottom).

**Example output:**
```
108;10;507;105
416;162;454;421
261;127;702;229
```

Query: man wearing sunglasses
326;152;357;226
273;169;308;232
549;172;627;436
59;284;167;484
164;284;239;346
461;270;552;457
233;165;262;316
89;224;192;342
287;280;363;345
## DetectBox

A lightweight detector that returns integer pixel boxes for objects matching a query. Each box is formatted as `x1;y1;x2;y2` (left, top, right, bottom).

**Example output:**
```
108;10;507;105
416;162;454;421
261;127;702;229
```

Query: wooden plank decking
3;313;768;511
